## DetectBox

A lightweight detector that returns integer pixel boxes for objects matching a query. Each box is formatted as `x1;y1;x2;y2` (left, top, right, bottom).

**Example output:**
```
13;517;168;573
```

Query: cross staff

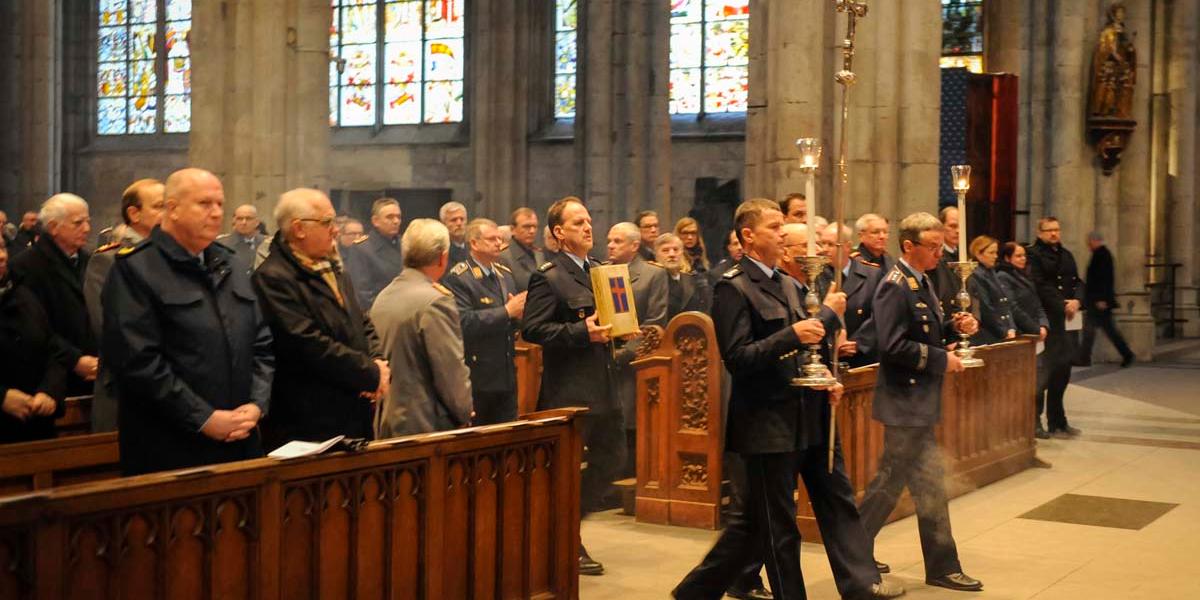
829;0;868;473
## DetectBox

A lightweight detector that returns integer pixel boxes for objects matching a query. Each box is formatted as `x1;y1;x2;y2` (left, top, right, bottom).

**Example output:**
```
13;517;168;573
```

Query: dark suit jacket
1084;244;1116;307
996;265;1048;335
667;271;705;320
442;256;519;396
0;282;67;443
871;261;953;427
713;256;840;454
343;227;403;310
929;247;962;317
521;251;619;414
253;234;382;450
498;240;544;292
448;241;470;271
968;265;1016;345
1027;239;1081;334
103;227;274;475
9;234;96;395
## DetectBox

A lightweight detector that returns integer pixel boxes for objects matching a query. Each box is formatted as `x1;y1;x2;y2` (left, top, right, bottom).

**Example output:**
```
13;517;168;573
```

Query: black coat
0;281;67;443
252;234;382;450
667;271;706;320
498;241;544;292
343;227;403;311
929;246;962;317
102;227;275;476
8;234;96;395
441;256;519;395
713;256;840;454
996;264;1048;336
1084;244;1117;307
871;262;953;427
1027;239;1081;333
522;251;619;414
968;265;1016;345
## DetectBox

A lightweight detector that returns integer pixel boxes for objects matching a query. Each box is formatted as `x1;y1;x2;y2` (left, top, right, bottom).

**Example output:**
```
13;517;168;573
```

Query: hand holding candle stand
948;164;984;368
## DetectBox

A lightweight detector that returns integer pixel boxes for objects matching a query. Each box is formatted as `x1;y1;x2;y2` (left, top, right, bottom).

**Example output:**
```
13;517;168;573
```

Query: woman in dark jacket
967;235;1016;345
675;217;713;313
252;199;386;452
996;242;1049;339
0;238;67;443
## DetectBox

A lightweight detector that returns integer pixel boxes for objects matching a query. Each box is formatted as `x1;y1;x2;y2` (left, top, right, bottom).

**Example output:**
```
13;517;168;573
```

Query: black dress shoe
926;572;983;592
1120;355;1134;368
868;581;906;598
875;560;890;574
1035;420;1050;440
579;546;604;576
726;586;773;599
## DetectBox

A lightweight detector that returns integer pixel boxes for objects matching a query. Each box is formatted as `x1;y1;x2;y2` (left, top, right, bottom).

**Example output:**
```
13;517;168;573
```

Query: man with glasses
858;212;983;592
337;218;365;249
635;210;660;262
1027;216;1083;439
821;222;883;366
498;207;544;292
344;197;403;310
252;188;388;451
10;193;99;397
217;204;267;271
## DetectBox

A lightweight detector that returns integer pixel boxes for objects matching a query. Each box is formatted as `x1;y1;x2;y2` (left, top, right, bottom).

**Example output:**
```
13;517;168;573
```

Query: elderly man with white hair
252;188;389;450
371;218;473;437
439;200;470;267
10;193;99;396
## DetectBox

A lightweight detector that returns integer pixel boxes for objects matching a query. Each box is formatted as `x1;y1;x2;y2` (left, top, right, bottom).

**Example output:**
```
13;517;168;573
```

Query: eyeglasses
299;217;336;228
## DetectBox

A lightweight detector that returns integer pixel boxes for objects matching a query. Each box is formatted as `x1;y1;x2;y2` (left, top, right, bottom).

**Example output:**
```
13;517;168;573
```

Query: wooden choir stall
631;313;1040;540
0;409;586;600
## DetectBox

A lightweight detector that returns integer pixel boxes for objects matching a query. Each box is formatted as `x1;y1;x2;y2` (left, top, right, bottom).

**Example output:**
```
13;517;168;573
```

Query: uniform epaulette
883;267;905;285
722;266;743;279
851;252;881;269
600;260;613;266
449;262;469;276
537;261;555;272
116;239;151;258
95;241;121;253
431;282;453;297
470;265;483;279
494;263;512;274
353;236;368;245
647;260;666;269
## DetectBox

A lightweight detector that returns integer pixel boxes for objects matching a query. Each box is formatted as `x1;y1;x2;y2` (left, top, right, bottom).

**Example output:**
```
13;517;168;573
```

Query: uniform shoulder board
470;265;483;279
851;252;881;269
537;261;556;272
431;282;453;297
722;266;743;279
646;260;665;269
95;241;121;253
449;262;469;276
494;262;512;274
600;260;613;266
883;266;906;285
353;236;369;245
116;239;151;258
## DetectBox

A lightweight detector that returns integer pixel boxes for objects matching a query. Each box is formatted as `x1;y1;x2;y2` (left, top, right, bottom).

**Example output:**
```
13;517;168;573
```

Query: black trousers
1038;331;1076;431
1080;307;1133;362
858;426;961;579
675;446;879;600
580;411;626;516
472;390;517;426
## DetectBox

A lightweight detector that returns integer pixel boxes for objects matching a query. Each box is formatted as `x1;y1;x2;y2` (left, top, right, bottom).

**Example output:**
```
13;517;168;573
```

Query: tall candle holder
947;164;983;368
791;254;837;388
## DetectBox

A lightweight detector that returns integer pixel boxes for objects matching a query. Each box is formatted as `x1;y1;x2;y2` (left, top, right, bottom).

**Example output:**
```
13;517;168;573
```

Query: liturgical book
589;263;641;338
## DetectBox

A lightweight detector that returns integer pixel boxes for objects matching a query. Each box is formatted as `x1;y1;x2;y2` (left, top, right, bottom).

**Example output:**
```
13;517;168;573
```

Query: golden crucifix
828;0;868;472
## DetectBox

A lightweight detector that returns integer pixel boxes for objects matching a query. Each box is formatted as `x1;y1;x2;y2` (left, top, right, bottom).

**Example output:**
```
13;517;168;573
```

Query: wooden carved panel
678;454;708;489
676;325;711;432
0;528;30;600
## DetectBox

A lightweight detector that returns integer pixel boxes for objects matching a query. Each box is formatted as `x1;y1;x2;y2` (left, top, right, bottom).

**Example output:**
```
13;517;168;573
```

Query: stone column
469;0;531;220
1166;0;1199;336
189;0;330;216
7;0;61;210
577;0;670;232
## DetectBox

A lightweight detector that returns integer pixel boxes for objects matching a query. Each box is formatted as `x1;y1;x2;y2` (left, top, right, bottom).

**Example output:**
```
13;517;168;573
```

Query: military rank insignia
907;277;919;291
480;297;494;305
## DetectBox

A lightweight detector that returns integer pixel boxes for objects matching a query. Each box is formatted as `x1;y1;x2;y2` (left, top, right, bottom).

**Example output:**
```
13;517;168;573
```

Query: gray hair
439;201;467;221
39;193;89;226
1087;231;1104;242
466;217;498;241
781;222;810;243
823;222;853;241
854;212;887;234
897;212;944;247
234;204;258;217
810;215;829;230
402;218;450;268
610;222;640;243
274;188;324;236
654;232;682;250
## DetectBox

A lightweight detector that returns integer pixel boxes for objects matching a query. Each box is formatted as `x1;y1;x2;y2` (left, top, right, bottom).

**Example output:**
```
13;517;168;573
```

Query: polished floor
580;347;1200;599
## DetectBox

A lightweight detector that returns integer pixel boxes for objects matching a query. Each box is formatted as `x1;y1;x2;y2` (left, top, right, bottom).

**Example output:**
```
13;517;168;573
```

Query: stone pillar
745;0;940;231
6;0;61;210
469;0;531;220
1166;0;1199;336
577;0;670;232
189;0;330;217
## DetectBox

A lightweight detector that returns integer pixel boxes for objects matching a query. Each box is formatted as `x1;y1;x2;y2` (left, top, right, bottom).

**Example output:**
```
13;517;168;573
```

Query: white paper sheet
1065;311;1083;331
268;435;345;459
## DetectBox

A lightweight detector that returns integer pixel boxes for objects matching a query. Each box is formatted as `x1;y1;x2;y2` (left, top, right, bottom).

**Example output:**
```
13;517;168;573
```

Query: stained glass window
669;0;749;115
97;0;192;135
941;0;984;73
553;0;578;118
330;0;466;127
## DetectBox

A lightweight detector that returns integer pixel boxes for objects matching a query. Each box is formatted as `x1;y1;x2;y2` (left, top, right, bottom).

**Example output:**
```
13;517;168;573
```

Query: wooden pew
632;312;724;529
0;432;120;495
53;395;93;437
0;409;585;600
798;337;1038;540
515;337;543;416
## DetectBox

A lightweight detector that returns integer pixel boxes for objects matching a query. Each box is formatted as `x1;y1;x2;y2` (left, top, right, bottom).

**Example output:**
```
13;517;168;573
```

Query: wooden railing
53;395;93;437
0;409;585;600
515;337;543;416
632;312;724;529
0;432;120;495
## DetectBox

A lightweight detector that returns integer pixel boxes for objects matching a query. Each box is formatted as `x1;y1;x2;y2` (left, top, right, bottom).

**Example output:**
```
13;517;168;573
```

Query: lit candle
951;165;971;260
806;175;817;256
795;137;822;258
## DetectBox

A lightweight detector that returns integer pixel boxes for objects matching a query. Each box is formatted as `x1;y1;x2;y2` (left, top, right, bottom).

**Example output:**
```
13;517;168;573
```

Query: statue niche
1087;3;1138;175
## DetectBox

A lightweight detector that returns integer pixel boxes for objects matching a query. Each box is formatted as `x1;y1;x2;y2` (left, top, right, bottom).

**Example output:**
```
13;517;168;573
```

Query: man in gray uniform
442;218;525;425
344;197;403;310
84;178;164;432
216;204;267;272
498;207;544;292
371;218;473;437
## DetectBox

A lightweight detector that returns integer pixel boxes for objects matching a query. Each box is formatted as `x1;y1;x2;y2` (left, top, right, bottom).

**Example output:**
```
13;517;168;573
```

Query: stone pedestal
189;0;330;214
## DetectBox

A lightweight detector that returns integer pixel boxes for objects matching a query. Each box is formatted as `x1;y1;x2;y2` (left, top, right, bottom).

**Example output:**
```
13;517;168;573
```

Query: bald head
606;222;642;264
232;204;260;236
277;188;336;258
162;168;225;255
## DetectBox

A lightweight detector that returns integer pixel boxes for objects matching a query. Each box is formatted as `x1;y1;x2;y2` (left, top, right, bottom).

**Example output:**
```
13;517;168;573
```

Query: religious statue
1086;3;1138;175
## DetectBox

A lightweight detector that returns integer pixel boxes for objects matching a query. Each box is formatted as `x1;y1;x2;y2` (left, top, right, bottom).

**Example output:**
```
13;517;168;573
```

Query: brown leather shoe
869;580;906;598
926;572;983;592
